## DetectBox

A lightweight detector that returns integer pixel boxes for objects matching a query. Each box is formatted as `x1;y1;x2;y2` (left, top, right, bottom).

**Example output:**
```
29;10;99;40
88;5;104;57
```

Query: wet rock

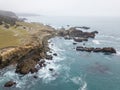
83;43;85;46
33;75;38;79
49;68;54;71
51;44;54;46
73;42;77;45
91;31;99;34
42;63;46;67
49;51;52;53
46;55;53;60
30;68;38;74
53;53;57;56
76;46;85;51
69;29;83;37
39;60;45;67
102;47;116;53
74;37;88;42
76;46;94;52
78;26;90;30
93;48;102;52
83;32;95;38
76;46;116;54
4;81;16;87
84;47;94;52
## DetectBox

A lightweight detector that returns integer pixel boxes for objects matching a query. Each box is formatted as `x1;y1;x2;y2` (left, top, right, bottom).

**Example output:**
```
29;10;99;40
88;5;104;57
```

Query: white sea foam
0;38;67;89
80;81;87;90
99;35;120;41
71;76;82;85
116;51;120;56
92;40;100;45
71;76;87;90
37;61;61;83
2;70;28;88
49;44;65;52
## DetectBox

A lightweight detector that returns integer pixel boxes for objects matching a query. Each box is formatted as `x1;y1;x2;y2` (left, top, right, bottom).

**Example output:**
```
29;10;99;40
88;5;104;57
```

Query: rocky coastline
0;11;117;87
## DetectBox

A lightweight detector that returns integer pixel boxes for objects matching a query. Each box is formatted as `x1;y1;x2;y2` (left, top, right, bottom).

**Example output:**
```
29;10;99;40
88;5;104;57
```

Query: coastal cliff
0;11;117;87
0;11;56;75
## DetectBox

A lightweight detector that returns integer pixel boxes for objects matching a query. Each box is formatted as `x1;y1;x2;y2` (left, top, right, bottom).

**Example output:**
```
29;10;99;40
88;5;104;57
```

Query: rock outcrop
76;46;116;53
4;81;16;87
57;27;98;42
15;57;38;74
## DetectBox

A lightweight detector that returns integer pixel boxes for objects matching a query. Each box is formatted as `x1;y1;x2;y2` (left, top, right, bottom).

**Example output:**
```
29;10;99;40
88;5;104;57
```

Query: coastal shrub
0;15;17;26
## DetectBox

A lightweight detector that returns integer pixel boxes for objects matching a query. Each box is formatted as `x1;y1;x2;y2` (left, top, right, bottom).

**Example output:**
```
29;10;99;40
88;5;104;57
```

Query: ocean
0;16;120;90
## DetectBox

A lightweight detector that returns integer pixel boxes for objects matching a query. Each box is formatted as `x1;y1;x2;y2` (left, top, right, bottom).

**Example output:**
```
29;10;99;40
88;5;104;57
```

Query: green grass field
0;28;19;48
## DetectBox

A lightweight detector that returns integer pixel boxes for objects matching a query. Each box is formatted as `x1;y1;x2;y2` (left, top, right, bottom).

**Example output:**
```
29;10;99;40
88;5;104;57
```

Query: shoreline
0;13;117;87
0;21;56;72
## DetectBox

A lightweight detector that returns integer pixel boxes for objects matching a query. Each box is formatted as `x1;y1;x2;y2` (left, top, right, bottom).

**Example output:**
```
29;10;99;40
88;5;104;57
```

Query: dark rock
83;43;85;46
93;48;102;52
69;29;83;37
4;81;16;87
91;31;98;34
43;63;46;67
39;60;45;64
51;44;54;46
84;47;94;52
76;46;94;52
78;26;90;30
30;68;38;74
102;47;116;53
33;75;38;79
83;32;95;38
46;55;53;60
49;51;52;53
76;46;116;54
53;53;57;56
73;42;77;45
39;60;45;67
74;37;88;42
76;46;84;51
49;68;54;71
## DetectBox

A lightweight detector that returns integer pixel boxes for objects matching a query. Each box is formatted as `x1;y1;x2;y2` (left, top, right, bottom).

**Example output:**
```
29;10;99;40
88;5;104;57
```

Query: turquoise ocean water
0;16;120;90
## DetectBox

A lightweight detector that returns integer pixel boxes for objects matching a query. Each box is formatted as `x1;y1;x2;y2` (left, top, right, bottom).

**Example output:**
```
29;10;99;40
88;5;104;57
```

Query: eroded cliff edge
0;11;117;87
0;11;56;75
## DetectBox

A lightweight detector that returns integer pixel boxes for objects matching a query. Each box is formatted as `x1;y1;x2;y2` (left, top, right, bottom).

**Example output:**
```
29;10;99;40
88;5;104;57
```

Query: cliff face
0;11;56;74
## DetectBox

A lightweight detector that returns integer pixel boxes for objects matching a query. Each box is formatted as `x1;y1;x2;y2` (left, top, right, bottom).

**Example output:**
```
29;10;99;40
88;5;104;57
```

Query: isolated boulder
102;47;116;53
4;81;16;87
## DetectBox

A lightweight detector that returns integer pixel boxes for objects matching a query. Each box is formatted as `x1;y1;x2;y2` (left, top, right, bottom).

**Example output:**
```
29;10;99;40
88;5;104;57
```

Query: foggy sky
0;0;120;16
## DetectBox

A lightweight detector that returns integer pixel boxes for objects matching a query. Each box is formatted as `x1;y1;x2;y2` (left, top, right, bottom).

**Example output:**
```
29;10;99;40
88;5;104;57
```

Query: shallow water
0;16;120;90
